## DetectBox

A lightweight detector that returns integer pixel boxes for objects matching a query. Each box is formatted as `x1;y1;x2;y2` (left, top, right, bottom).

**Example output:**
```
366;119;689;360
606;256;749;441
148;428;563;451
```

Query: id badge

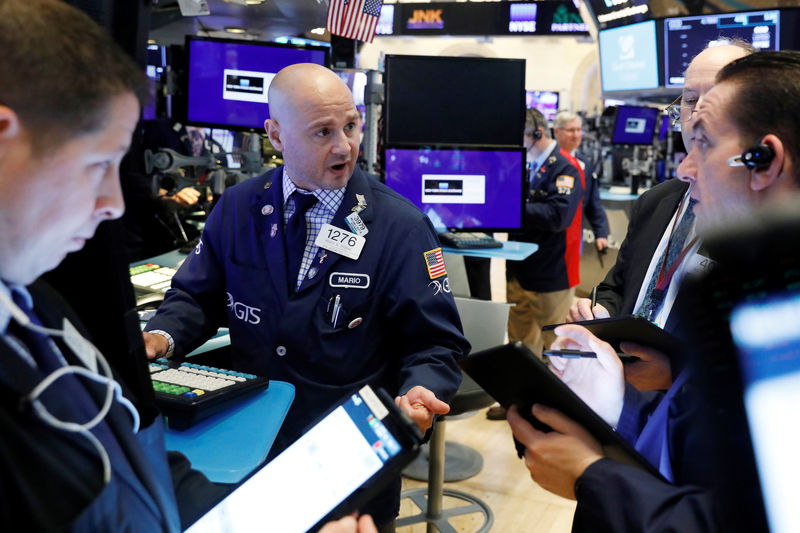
314;223;366;260
345;212;369;236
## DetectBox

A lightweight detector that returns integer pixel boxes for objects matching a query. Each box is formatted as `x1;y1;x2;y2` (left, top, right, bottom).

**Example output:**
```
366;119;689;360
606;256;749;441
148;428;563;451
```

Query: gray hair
553;111;581;130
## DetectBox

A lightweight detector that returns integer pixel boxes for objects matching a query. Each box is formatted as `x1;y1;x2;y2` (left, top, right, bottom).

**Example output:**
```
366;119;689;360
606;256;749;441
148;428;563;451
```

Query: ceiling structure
149;0;330;44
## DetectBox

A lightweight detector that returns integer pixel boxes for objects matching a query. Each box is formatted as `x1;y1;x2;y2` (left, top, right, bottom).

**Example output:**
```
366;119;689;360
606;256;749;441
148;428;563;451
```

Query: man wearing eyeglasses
553;111;610;254
566;42;752;391
508;49;800;533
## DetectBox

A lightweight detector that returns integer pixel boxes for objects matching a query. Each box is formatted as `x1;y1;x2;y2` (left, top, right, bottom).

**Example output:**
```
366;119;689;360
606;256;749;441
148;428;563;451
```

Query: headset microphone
531;112;543;140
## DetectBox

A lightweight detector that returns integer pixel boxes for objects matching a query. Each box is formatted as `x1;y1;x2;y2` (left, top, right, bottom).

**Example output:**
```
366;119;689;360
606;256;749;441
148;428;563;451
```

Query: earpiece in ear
740;143;775;170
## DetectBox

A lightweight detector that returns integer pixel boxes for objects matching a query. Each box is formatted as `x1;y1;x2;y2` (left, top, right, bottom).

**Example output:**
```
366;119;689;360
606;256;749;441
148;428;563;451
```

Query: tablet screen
730;292;800;533
186;386;404;533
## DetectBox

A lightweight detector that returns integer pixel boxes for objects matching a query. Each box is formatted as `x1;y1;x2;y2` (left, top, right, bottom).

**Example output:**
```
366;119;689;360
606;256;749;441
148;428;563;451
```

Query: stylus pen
544;349;638;360
544;349;597;358
590;286;598;309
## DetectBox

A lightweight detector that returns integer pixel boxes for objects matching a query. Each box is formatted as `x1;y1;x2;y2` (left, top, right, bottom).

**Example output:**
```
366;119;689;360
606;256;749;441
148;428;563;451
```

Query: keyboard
130;263;177;293
438;232;503;250
150;359;269;430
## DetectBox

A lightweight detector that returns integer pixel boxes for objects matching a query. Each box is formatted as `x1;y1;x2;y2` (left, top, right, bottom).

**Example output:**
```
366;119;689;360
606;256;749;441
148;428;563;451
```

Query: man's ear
750;134;784;192
265;119;283;152
0;106;21;141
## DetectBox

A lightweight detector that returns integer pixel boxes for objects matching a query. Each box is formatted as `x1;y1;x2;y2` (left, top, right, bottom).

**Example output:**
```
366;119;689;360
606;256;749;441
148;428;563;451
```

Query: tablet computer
186;385;422;533
542;315;684;359
460;342;663;479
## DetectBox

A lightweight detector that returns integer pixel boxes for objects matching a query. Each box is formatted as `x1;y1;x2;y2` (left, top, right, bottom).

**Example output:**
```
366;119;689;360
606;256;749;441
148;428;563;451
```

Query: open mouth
330;162;347;172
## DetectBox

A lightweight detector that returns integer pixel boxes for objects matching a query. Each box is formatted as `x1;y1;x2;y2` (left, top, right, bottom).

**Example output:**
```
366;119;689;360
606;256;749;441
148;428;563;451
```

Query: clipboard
542;315;684;360
460;342;664;480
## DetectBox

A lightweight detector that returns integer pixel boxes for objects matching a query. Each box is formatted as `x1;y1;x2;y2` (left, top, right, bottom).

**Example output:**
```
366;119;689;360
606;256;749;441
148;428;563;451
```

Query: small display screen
526;90;560;122
186;37;328;131
611;105;659;145
384;147;524;232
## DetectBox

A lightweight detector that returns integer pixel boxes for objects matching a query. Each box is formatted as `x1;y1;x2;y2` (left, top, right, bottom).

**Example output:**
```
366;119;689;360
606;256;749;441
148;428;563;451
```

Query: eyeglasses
666;96;699;123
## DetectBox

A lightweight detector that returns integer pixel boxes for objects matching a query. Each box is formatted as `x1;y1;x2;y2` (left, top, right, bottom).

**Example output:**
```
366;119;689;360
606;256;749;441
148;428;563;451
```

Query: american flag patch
424;247;447;279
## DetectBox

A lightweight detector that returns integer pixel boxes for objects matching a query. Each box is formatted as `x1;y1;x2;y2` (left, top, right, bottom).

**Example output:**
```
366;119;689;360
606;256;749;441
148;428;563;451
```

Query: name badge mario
329;272;371;289
315;223;365;260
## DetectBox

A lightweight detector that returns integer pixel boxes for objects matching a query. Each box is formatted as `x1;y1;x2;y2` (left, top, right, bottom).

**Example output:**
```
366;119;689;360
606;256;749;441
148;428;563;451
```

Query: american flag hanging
326;0;384;43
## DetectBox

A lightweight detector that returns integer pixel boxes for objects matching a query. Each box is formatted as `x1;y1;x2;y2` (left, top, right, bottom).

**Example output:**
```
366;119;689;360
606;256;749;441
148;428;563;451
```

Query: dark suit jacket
596;178;689;323
0;282;223;532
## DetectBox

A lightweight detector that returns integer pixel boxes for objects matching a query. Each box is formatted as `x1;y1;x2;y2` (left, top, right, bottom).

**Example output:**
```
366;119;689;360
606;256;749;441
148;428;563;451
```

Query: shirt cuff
147;329;175;359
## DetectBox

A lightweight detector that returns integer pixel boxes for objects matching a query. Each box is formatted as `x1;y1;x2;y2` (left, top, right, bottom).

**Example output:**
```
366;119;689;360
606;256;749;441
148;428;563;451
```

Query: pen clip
330;294;341;328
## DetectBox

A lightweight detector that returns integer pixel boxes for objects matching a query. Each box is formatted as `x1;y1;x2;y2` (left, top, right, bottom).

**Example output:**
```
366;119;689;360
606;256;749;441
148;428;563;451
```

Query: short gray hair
553;111;581;130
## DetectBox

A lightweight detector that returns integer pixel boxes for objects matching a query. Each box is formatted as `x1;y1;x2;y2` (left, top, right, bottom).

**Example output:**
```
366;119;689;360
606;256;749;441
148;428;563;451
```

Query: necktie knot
291;191;317;215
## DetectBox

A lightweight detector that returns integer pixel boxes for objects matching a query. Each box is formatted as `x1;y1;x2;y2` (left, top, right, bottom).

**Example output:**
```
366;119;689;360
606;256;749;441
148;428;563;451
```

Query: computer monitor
384;55;526;147
525;91;560;123
185;36;329;132
334;69;368;107
383;146;525;232
664;10;780;88
598;20;659;93
611;105;659;145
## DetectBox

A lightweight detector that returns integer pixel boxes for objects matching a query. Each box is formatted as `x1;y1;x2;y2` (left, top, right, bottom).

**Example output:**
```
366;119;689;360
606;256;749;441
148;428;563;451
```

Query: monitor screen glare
384;148;524;232
526;91;560;122
598;20;659;92
186;37;328;131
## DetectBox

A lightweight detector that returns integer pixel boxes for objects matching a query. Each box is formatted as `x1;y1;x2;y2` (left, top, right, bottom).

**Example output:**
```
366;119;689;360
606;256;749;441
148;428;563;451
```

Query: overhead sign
376;1;589;37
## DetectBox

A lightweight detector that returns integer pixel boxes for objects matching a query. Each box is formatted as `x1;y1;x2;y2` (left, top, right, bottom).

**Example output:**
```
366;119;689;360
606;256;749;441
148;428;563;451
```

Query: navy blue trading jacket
146;165;469;452
508;145;585;292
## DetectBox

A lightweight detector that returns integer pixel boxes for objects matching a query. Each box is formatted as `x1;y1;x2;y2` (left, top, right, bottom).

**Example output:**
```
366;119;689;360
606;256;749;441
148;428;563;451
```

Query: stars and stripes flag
326;0;384;43
424;248;448;279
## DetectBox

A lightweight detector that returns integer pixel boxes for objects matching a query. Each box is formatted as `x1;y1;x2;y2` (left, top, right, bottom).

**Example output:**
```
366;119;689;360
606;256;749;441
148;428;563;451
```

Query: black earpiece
531;112;543;140
527;109;543;140
740;143;775;170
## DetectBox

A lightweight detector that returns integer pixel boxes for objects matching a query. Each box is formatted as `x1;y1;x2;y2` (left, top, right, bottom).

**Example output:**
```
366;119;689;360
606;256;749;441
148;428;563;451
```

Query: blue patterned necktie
8;290;63;373
285;191;318;291
528;161;539;189
637;199;696;322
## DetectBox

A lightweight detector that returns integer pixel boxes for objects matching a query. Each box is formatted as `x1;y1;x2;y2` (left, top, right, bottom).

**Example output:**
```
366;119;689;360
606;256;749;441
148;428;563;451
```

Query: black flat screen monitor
384;55;526;146
383;146;525;232
598;20;659;93
664;10;780;88
612;105;659;145
185;36;329;131
525;90;560;122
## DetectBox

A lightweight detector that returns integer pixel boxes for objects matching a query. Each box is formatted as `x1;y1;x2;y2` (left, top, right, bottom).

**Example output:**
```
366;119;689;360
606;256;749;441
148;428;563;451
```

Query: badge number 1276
314;223;365;260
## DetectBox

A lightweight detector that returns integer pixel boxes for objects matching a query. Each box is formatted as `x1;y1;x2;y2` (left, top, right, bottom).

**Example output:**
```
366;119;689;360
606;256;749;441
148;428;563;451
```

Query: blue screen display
599;20;659;92
186;37;328;131
384;147;524;232
612;105;659;145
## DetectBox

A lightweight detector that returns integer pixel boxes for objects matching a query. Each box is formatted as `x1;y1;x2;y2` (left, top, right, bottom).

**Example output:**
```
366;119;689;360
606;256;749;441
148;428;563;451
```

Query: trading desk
132;249;293;483
441;241;538;261
164;381;295;484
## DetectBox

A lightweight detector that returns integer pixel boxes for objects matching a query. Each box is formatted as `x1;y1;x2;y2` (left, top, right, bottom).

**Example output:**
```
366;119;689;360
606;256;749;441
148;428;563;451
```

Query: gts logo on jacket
226;292;262;324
